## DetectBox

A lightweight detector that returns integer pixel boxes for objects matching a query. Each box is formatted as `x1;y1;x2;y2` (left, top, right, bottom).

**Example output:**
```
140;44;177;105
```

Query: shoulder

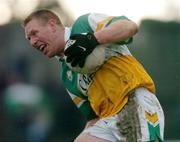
71;13;131;33
71;13;92;33
76;13;131;22
88;13;131;31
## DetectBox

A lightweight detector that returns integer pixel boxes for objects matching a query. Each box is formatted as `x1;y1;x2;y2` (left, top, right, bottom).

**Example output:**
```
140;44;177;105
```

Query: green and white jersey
58;13;133;120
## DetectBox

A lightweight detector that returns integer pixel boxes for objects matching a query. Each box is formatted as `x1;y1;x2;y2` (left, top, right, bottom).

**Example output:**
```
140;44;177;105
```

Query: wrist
94;31;108;45
87;33;99;48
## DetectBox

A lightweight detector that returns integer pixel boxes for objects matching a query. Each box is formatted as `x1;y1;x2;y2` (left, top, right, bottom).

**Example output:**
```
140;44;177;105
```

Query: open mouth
39;44;47;52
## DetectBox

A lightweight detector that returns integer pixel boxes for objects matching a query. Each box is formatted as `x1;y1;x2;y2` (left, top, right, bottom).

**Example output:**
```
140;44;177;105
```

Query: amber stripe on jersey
145;111;158;124
96;16;113;31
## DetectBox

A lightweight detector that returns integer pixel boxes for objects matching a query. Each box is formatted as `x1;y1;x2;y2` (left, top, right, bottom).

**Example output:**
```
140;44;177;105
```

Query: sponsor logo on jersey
78;74;93;95
67;70;73;81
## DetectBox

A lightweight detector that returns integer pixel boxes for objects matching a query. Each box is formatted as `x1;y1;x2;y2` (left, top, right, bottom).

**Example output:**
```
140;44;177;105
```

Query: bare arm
94;19;138;44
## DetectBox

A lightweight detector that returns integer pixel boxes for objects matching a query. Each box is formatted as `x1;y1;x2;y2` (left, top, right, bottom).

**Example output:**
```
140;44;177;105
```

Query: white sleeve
88;13;113;32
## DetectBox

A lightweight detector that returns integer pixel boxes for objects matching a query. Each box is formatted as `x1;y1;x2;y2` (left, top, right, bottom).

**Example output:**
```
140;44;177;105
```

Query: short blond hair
23;9;62;27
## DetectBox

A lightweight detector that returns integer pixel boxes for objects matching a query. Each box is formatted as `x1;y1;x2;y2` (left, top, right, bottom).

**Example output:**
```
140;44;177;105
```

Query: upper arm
88;13;132;31
88;13;137;44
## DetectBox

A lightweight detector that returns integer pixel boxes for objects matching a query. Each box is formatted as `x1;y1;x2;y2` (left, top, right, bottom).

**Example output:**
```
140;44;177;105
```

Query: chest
61;61;93;98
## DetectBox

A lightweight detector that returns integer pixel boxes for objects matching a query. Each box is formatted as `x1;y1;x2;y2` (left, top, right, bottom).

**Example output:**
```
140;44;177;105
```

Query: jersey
59;13;155;120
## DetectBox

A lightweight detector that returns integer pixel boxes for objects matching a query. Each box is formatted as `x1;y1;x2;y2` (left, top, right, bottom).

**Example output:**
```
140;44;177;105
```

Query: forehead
25;19;45;34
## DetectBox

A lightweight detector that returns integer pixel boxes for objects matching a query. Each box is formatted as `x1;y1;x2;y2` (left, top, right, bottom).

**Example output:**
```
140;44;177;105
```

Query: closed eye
26;30;38;41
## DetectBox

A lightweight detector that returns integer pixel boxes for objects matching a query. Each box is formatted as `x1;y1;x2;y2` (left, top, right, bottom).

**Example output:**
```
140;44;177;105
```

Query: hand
64;33;99;67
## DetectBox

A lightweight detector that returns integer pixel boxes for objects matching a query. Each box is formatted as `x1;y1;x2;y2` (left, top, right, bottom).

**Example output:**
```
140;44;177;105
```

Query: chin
46;53;55;58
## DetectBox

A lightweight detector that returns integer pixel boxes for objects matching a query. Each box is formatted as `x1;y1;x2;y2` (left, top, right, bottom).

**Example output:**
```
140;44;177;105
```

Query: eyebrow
25;29;37;40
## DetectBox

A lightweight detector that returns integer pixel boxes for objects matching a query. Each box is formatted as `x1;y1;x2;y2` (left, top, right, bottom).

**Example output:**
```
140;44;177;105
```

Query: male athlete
23;9;164;142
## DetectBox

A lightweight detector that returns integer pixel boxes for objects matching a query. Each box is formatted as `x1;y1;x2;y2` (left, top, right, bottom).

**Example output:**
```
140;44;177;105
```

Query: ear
48;19;57;32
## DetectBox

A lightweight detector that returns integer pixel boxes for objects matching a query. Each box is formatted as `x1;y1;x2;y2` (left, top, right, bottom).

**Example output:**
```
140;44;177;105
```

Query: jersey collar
55;27;72;62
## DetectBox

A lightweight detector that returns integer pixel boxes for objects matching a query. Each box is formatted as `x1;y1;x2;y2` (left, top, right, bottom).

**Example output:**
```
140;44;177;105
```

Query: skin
95;19;138;44
24;18;138;58
24;18;65;58
74;118;111;142
24;16;138;142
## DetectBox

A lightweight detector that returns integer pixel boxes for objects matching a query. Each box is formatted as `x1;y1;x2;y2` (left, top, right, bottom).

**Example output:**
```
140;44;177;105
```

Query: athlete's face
24;18;60;58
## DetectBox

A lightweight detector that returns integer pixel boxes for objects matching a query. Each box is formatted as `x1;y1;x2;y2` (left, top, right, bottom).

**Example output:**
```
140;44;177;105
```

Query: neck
56;26;66;56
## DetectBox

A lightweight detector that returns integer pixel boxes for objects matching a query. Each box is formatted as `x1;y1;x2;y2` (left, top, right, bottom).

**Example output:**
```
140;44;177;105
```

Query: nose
30;37;38;47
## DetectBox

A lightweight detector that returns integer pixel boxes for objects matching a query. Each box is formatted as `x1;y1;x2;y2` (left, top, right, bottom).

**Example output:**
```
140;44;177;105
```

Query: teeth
39;44;46;51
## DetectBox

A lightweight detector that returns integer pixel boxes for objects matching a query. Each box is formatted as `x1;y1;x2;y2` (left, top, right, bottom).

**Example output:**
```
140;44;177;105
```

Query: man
23;9;164;142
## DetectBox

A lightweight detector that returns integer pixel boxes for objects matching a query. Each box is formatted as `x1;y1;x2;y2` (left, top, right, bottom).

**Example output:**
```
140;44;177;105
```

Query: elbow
130;21;139;35
121;20;138;37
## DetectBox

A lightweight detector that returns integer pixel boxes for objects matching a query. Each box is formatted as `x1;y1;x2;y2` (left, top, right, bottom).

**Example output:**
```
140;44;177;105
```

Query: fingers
71;56;81;67
66;53;86;67
65;46;84;62
79;55;86;67
64;33;98;69
66;54;74;63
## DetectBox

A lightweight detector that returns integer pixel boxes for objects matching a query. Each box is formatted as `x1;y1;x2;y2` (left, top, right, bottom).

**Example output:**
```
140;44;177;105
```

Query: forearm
94;20;138;44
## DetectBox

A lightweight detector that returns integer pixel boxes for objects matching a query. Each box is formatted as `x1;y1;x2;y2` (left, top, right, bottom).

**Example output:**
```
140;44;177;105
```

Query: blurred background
0;0;180;141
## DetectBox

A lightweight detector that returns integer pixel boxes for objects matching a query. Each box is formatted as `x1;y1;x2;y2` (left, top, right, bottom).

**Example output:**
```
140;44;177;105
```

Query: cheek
44;32;54;43
41;29;52;40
